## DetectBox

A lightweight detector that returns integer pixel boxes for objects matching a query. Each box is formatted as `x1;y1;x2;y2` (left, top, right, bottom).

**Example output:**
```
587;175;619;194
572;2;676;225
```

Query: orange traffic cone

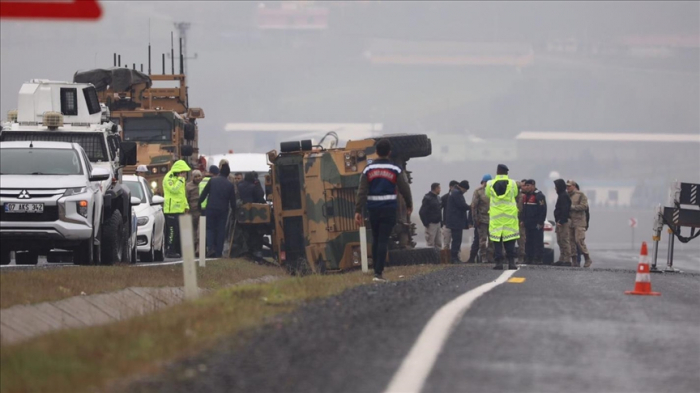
625;242;661;296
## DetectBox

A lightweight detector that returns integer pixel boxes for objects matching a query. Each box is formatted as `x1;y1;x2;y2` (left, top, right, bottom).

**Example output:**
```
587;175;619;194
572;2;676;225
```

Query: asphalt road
126;263;700;393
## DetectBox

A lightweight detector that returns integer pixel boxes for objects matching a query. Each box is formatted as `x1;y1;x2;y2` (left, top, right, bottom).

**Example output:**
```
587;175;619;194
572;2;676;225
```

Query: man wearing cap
567;180;592;267
136;165;149;177
521;179;547;264
446;180;471;263
419;183;443;249
553;179;572;266
441;180;459;251
162;160;191;258
486;164;519;270
469;174;494;264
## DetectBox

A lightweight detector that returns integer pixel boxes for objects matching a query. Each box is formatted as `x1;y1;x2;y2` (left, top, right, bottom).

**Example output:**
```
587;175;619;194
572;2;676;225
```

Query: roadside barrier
625;242;661;296
179;214;199;300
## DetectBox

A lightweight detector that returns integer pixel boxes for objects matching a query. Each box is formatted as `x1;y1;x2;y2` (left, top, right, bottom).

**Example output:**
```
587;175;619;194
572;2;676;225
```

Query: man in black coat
419;182;443;249
199;163;237;258
236;172;266;259
445;180;470;263
441;180;459;251
521;179;547;264
553;178;572;266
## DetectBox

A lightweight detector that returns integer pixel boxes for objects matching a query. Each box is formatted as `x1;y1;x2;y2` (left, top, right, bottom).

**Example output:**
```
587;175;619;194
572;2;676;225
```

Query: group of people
139;159;265;260
419;165;593;269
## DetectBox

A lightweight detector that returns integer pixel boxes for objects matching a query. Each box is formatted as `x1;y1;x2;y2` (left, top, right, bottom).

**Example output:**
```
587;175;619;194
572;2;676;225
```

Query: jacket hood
170;160;191;173
554;179;567;193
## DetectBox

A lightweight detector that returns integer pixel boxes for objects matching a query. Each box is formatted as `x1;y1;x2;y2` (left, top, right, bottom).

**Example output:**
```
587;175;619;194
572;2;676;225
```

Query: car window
143;179;154;203
123;181;146;204
81;149;93;175
0;148;83;175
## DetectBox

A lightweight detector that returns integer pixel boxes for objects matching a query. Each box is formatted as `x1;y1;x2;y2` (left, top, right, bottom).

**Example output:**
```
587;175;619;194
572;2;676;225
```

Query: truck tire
101;210;124;265
140;230;155;262
383;134;432;159
73;238;95;265
16;250;39;265
387;247;441;266
1;247;10;265
180;145;194;157
184;123;196;141
153;234;165;262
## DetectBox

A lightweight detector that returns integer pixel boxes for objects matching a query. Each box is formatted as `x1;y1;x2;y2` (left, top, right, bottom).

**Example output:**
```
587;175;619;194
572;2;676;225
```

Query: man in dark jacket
521;179;547;264
238;172;265;204
419;183;442;249
355;139;413;282
441;180;459;251
553;178;572;266
237;172;266;259
199;163;237;258
445;180;470;263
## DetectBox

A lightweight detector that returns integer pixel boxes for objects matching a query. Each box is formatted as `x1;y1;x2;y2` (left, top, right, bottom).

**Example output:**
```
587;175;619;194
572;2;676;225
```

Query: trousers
425;223;442;248
442;227;452;250
369;207;397;275
493;239;516;263
525;226;544;261
164;213;182;255
556;222;571;262
206;209;229;258
450;227;463;260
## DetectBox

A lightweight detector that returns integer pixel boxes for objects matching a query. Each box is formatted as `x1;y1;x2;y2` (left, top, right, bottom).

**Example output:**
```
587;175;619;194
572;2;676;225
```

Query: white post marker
199;215;206;267
383;269;518;393
359;225;369;273
179;214;199;300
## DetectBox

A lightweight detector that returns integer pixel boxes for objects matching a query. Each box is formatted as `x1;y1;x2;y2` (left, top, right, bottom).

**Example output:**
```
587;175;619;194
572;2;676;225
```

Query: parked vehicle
122;175;165;262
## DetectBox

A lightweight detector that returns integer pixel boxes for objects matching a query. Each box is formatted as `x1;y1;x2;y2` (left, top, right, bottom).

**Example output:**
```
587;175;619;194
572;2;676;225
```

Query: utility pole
171;22;198;77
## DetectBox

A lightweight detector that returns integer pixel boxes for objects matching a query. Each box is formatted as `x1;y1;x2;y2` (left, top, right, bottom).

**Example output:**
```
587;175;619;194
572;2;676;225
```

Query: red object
1;0;102;20
625;242;661;296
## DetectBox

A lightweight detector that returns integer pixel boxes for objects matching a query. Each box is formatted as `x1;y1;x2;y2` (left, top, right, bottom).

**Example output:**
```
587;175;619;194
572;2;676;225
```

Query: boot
583;255;593;268
571;256;579;267
507;257;517;270
466;249;478;264
493;259;504;270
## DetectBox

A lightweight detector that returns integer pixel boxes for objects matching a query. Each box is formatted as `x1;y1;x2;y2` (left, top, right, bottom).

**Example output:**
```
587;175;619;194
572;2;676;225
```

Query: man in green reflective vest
163;159;191;258
485;164;520;270
199;165;219;212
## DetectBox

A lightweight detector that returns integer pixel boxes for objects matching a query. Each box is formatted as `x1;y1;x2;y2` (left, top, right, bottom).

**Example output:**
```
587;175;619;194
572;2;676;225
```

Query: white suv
0;141;134;265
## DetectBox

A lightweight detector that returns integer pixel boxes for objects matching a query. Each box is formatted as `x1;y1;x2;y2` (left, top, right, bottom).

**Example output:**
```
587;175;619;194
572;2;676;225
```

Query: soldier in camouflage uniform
470;174;494;263
567;180;592;268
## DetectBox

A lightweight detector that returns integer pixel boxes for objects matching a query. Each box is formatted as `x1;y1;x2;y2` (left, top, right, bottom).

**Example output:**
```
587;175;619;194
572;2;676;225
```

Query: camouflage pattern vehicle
265;134;440;274
73;68;205;195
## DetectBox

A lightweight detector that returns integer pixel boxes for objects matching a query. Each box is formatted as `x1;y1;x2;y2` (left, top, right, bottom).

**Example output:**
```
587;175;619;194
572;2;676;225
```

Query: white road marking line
383;269;518;393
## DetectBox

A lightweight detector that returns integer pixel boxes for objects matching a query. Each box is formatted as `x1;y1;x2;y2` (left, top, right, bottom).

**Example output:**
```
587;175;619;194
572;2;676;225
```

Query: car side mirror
120;141;137;166
130;196;141;206
151;195;165;205
89;168;111;182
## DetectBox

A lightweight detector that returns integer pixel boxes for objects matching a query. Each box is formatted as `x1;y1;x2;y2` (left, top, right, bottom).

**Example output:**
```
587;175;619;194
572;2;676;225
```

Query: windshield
123;180;146;204
0;132;108;162
0;148;83;175
122;117;172;144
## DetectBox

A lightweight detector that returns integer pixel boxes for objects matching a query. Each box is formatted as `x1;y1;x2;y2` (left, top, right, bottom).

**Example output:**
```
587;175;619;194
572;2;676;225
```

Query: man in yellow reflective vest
485;164;520;270
163;160;191;258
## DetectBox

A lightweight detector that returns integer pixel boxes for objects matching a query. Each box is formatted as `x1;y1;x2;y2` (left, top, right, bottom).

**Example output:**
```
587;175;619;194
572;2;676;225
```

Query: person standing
162;160;191;258
486;164;519;270
354;139;413;282
521;179;547;264
517;179;527;262
567;180;593;267
441;180;458;251
199;165;218;214
136;165;149;178
553;179;572;266
419;183;443;249
234;172;244;185
445;180;470;264
186;170;203;255
199;163;237;258
237;172;267;259
469;174;494;264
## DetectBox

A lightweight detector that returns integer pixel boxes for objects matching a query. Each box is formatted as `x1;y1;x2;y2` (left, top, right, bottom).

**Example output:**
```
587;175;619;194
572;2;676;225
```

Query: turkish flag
0;0;102;20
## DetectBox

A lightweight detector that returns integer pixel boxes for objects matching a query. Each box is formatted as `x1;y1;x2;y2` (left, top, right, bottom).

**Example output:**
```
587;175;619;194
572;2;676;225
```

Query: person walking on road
446;180;470;264
567;180;593;267
521;179;547;264
420;183;443;249
186;170;203;255
441;180;458;251
162;160;191;258
468;174;494;264
553;178;572;266
199;163;237;258
486;164;519;270
355;139;413;282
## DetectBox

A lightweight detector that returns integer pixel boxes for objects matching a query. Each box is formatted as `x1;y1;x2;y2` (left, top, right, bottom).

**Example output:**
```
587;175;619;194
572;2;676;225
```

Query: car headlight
76;200;89;217
150;181;158;190
64;187;87;196
137;216;150;226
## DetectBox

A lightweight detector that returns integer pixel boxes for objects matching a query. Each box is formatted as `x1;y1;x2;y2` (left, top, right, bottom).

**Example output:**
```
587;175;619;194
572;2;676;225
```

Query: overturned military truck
242;133;440;274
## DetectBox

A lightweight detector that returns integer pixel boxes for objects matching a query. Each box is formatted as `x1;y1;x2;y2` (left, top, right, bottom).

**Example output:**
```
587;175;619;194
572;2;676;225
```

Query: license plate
4;203;44;213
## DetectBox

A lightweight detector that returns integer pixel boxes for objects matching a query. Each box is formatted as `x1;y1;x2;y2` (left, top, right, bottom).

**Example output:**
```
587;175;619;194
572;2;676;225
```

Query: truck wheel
16;250;39;265
73;238;94;265
383;134;432;159
140;231;155;262
121;223;134;264
387;247;441;266
1;247;10;265
101;210;124;265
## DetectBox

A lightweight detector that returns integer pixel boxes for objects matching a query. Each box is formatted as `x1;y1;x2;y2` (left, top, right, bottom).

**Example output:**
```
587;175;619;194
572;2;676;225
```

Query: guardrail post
199;215;206;267
360;226;369;273
179;214;199;300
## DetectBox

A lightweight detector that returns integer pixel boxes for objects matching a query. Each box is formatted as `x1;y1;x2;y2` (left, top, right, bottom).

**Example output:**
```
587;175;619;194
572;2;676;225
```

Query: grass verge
0;260;285;309
0;264;447;393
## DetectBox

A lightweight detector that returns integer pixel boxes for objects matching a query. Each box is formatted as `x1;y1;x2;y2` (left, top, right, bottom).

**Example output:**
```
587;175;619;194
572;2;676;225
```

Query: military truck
0;79;138;265
73;68;205;195
252;133;439;274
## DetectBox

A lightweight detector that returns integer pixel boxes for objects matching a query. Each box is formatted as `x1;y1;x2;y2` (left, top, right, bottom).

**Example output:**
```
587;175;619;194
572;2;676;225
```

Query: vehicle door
143;178;164;245
82;149;103;230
